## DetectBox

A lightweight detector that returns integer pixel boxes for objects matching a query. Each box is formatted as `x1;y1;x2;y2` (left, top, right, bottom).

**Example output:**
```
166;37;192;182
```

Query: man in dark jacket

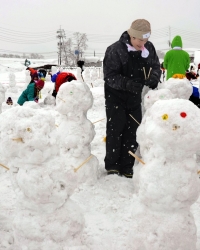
103;19;161;178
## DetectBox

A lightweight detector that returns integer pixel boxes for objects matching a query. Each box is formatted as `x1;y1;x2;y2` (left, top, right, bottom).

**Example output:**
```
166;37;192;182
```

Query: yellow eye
26;128;31;132
162;114;168;120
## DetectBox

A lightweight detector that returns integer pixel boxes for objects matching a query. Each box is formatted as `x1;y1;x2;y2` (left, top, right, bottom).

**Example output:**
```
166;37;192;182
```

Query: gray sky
1;0;200;58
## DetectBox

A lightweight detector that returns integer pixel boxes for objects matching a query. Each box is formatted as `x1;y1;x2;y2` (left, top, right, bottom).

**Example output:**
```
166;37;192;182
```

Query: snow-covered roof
83;56;100;63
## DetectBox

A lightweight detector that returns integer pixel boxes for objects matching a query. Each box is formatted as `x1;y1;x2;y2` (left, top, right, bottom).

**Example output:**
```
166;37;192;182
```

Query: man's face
130;37;148;51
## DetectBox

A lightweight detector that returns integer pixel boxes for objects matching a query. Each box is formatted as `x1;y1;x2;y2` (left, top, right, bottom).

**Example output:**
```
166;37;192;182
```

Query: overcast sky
1;0;200;58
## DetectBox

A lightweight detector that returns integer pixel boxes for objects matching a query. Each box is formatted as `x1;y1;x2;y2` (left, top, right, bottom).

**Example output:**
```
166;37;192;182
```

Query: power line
0;26;56;35
1;26;200;58
0;37;57;44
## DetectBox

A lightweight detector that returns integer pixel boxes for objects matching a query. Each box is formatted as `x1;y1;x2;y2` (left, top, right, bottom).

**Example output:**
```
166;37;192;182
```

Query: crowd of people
17;67;76;105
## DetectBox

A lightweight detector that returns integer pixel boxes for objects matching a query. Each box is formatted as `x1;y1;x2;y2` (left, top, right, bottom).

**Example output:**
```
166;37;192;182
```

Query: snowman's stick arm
128;151;145;165
93;118;105;124
0;163;9;170
129;114;140;125
74;155;93;172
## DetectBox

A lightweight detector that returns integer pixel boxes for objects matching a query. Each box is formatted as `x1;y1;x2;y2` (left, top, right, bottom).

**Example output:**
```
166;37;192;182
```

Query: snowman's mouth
172;124;180;130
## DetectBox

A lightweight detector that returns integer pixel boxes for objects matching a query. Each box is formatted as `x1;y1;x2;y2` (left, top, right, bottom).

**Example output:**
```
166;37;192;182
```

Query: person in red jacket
197;63;200;75
51;72;77;98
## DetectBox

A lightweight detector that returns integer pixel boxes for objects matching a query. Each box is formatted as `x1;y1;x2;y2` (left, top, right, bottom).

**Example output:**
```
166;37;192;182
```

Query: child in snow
163;35;190;80
6;97;13;105
50;71;76;98
198;63;200;74
17;79;45;106
27;67;39;82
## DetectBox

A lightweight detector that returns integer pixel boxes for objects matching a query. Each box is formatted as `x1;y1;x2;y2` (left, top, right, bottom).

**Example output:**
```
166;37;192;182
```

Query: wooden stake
128;151;145;165
81;74;85;82
74;155;93;172
0;163;9;170
147;67;152;78
93;118;105;124
129;114;140;125
57;96;66;102
12;138;23;142
143;67;147;80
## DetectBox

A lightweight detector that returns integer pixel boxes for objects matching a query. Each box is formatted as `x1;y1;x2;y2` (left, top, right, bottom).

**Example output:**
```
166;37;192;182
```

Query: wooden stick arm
128;151;145;165
74;155;93;172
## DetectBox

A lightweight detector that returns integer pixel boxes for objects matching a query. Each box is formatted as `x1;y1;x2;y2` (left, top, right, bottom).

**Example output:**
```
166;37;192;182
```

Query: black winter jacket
103;31;161;109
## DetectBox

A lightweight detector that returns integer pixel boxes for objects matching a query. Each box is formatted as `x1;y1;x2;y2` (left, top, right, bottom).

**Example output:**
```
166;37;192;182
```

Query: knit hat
31;72;38;80
36;80;45;89
127;19;151;39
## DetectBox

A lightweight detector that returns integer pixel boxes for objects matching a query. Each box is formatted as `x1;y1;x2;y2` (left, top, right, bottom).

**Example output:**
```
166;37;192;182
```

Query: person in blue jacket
17;79;45;106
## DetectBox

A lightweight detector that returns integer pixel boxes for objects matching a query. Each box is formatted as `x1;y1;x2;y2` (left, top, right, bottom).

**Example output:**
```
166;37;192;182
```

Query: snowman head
56;80;93;117
159;78;192;99
141;99;200;154
0;106;58;163
144;89;173;111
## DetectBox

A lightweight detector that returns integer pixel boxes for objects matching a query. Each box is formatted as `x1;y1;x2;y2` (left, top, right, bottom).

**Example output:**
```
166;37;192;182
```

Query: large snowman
129;99;200;250
0;106;88;250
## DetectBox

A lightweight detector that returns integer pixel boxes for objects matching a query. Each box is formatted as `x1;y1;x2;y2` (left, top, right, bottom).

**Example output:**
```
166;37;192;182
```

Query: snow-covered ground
0;58;200;250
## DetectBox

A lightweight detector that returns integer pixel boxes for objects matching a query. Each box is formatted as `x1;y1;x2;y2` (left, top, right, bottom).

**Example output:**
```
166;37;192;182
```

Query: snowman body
0;107;86;249
131;99;200;250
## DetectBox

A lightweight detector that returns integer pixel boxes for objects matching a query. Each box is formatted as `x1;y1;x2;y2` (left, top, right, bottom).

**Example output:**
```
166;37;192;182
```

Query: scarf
126;43;149;58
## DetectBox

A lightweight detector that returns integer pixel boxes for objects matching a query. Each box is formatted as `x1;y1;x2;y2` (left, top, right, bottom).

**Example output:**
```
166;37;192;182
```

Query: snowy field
0;57;200;250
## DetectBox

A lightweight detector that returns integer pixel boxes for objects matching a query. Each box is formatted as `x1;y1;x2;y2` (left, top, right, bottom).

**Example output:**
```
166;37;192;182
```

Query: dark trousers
104;102;142;174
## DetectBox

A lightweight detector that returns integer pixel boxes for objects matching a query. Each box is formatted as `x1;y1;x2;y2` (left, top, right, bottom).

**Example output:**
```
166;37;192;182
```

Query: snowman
8;72;18;93
141;75;193;116
55;80;99;186
82;68;93;88
129;99;200;250
76;67;84;82
0;82;6;113
90;68;97;81
0;106;88;249
143;88;173;114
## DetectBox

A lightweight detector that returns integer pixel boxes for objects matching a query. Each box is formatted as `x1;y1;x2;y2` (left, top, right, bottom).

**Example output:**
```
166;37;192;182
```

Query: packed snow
0;58;200;250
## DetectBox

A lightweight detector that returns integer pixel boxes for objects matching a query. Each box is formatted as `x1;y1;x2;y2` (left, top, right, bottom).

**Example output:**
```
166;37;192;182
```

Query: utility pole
94;50;95;57
56;26;66;65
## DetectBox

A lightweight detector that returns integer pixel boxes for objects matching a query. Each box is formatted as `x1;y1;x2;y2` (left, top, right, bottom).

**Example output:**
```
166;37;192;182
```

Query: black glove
144;73;159;89
52;90;57;98
126;79;143;94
